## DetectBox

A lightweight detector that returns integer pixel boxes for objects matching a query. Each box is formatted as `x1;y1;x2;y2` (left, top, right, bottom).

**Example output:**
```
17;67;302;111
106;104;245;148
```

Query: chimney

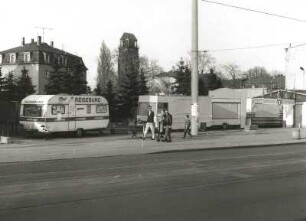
37;36;42;45
50;41;54;47
21;37;25;46
31;38;34;44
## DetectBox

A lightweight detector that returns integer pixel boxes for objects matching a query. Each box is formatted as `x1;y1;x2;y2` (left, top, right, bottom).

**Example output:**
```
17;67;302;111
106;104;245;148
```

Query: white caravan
20;94;109;136
137;95;246;131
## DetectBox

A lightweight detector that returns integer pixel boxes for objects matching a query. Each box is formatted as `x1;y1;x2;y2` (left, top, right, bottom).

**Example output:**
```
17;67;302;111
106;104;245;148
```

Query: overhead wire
200;42;306;53
202;0;306;23
199;1;306;52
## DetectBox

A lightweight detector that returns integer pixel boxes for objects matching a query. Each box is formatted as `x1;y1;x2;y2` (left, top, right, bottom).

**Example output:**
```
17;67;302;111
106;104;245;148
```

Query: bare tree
198;52;216;74
221;63;242;88
139;55;164;94
244;66;269;79
185;52;216;74
159;77;173;95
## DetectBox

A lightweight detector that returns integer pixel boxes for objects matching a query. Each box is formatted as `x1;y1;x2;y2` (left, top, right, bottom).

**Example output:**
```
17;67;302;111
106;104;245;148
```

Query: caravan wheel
199;123;207;132
98;129;104;135
76;129;84;137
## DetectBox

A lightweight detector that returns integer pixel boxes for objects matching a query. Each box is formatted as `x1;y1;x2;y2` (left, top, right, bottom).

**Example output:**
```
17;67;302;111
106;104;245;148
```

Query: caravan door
68;100;76;131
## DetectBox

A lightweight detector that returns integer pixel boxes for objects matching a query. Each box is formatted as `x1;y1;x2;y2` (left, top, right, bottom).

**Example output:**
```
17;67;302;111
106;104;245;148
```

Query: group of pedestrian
143;105;173;142
142;105;192;142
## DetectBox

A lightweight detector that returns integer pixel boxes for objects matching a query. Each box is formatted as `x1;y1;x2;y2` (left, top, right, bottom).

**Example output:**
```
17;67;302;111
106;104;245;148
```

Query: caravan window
96;104;107;113
23;104;43;117
87;105;91;114
51;105;65;115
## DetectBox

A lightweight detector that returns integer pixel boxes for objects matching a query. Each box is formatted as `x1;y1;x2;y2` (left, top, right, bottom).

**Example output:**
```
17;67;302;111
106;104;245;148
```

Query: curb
0;140;305;164
148;141;306;155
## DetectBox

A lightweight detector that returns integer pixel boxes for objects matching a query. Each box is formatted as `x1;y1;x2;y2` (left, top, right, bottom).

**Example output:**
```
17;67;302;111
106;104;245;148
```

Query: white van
20;94;109;136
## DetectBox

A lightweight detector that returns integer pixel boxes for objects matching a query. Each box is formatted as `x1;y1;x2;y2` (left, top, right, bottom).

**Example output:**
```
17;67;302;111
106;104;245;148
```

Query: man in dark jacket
143;105;155;140
162;109;172;142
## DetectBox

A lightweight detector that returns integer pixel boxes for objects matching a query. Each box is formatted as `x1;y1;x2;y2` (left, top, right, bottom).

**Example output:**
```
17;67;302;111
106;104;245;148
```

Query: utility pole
284;43;291;90
35;26;53;42
191;0;199;135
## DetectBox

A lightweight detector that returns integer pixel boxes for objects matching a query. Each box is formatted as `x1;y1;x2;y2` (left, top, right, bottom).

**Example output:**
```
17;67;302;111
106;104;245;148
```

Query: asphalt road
0;143;306;221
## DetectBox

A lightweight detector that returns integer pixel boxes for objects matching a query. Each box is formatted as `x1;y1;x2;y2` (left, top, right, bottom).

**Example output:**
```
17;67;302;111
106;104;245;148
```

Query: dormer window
9;53;16;63
24;52;31;63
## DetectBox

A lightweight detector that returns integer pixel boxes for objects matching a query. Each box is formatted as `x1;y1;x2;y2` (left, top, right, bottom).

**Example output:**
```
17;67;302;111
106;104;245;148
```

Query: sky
1;0;306;88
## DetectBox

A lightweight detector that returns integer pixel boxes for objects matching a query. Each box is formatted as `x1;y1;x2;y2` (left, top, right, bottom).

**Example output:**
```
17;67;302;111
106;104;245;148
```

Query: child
183;114;192;138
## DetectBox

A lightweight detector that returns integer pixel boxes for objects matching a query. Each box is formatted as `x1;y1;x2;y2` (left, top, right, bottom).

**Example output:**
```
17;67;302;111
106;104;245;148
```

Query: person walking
162;109;172;142
183;114;192;138
143;105;155;140
156;110;165;142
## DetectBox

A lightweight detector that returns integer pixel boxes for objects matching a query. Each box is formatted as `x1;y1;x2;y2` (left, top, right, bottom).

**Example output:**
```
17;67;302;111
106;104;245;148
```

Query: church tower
118;33;139;87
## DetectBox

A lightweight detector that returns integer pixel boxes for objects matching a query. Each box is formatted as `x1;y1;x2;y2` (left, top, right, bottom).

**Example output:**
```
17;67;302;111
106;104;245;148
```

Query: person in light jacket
183;114;192;138
156;109;165;142
162;109;172;142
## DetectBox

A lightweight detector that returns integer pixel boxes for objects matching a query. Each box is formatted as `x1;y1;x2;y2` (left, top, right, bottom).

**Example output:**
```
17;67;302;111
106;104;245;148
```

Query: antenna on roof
35;26;53;42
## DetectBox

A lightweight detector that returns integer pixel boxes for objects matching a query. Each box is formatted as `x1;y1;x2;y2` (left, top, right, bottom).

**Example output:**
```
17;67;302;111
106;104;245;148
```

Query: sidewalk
0;128;305;163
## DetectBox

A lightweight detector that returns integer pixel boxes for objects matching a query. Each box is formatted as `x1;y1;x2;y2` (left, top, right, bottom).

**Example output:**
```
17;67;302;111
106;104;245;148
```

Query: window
157;102;168;114
51;105;65;115
24;52;30;63
96;104;107;113
212;103;239;119
43;53;50;63
46;54;50;63
23;104;43;117
9;53;16;63
87;105;91;114
45;70;50;79
138;102;154;116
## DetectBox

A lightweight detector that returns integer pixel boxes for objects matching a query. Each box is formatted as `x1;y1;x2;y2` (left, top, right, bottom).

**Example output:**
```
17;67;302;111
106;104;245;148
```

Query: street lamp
300;66;305;89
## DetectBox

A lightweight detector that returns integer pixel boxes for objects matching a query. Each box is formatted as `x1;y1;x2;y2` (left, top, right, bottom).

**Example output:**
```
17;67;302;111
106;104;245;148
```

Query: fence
0;101;20;136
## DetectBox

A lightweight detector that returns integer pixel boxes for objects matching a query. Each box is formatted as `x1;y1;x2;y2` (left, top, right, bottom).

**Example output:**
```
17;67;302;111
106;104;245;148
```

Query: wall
282;101;294;128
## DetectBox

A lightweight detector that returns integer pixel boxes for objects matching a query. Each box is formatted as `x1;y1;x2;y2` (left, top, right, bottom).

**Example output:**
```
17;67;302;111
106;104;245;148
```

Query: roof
209;88;266;98
253;89;306;102
120;32;137;41
0;41;81;59
21;95;55;104
21;94;108;105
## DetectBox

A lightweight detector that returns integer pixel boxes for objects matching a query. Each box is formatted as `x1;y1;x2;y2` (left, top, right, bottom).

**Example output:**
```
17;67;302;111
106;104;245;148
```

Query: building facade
118;33;139;87
0;36;87;94
285;44;306;90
